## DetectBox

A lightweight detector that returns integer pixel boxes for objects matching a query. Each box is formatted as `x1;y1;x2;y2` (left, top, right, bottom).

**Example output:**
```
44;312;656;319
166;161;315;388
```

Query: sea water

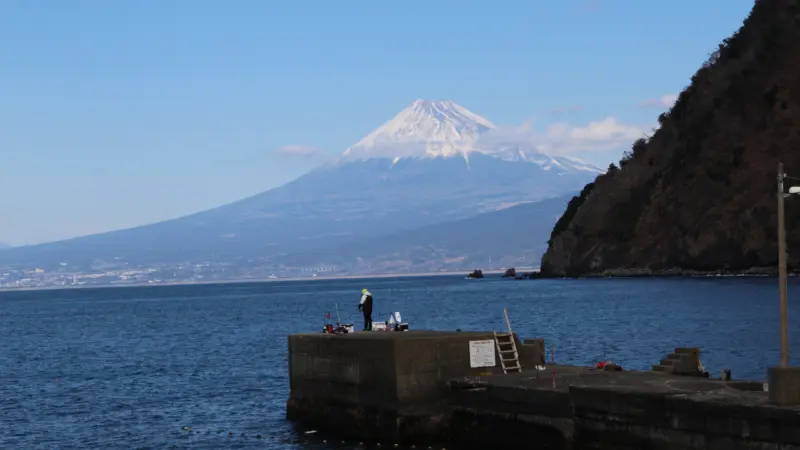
0;275;797;449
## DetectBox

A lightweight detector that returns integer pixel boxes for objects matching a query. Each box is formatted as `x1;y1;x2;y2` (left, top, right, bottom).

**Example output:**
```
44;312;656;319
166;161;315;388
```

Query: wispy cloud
549;105;583;114
480;116;647;157
639;93;679;109
272;144;326;160
578;0;602;13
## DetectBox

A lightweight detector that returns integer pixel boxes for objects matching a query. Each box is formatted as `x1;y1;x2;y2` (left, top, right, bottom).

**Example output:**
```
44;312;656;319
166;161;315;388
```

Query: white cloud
640;93;679;109
557;117;643;143
479;116;647;157
272;144;325;159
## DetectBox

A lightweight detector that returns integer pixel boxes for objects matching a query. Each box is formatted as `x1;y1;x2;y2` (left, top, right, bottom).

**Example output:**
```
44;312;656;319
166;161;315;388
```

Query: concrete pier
286;331;800;449
449;366;800;449
286;330;542;443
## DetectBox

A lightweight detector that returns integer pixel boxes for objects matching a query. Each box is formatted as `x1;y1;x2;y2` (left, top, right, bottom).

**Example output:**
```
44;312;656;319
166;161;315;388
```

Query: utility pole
778;162;790;367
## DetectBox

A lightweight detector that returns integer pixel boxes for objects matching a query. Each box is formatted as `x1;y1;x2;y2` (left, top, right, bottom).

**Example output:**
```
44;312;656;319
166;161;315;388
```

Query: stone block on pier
768;366;800;405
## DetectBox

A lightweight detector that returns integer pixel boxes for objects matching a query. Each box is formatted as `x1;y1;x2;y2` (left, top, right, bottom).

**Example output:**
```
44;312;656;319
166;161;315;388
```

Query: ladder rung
495;308;522;374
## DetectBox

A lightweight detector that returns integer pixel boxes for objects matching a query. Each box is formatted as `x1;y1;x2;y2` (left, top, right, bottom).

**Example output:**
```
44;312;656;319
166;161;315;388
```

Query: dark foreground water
1;275;800;449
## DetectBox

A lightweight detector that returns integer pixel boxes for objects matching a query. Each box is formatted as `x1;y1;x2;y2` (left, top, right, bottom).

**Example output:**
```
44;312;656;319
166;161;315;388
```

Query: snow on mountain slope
482;144;602;173
342;99;495;160
337;99;602;174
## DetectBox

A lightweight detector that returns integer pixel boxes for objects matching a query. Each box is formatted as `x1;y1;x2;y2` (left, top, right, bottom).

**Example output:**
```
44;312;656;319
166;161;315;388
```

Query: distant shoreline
534;266;793;279
1;268;791;295
0;268;538;294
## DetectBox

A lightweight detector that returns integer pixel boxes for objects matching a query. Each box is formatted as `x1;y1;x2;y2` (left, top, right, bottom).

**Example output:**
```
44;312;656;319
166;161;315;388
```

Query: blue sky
1;0;755;245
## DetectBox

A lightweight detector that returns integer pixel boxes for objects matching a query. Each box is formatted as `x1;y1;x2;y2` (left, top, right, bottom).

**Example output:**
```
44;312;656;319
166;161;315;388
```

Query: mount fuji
0;100;603;273
338;99;600;172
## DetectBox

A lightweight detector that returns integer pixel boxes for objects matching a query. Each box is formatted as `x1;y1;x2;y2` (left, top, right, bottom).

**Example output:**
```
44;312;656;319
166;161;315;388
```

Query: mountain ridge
0;99;601;274
540;0;800;277
280;194;573;273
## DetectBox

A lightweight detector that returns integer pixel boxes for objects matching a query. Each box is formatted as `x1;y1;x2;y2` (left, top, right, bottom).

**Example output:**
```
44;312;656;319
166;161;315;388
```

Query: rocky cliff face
541;0;800;277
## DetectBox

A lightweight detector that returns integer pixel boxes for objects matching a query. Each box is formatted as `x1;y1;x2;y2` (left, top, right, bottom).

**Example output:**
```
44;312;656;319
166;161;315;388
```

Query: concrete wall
288;334;800;449
448;373;800;450
286;331;508;443
288;333;397;408
449;379;574;449
520;338;546;367
394;333;508;406
571;384;800;449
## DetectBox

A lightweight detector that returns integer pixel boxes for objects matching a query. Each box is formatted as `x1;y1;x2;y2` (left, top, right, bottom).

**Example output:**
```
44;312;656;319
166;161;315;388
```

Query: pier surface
450;365;797;449
286;330;800;449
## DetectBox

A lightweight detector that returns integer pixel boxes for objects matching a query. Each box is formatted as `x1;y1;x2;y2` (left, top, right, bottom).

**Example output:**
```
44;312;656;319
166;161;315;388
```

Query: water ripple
0;276;798;448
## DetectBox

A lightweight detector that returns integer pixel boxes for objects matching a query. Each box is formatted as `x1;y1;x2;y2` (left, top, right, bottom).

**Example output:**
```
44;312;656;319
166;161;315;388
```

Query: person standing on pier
357;288;373;331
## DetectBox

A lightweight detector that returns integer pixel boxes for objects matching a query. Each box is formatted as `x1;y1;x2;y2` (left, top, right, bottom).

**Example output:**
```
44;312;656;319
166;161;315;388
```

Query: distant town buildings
0;260;356;290
0;255;532;291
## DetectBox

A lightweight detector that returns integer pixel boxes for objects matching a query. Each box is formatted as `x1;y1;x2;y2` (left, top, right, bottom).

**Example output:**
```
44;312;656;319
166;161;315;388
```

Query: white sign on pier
469;339;496;368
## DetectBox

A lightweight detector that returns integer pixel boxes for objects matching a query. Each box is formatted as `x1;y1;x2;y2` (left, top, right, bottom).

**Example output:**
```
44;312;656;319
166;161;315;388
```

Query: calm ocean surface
1;275;799;449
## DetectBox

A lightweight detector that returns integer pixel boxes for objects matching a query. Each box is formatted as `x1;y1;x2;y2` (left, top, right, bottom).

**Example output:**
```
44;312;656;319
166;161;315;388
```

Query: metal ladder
493;308;522;373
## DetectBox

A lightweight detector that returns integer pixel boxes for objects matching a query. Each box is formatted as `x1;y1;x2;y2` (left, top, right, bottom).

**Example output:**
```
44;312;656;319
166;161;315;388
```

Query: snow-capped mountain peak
336;98;603;174
342;99;495;160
